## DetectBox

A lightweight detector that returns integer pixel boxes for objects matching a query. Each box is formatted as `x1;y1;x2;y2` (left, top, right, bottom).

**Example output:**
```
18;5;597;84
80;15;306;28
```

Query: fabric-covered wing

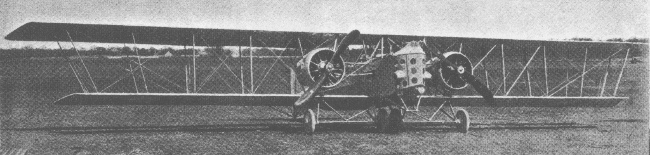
6;22;645;54
53;93;370;107
418;96;626;107
5;22;345;48
53;93;625;108
53;93;301;106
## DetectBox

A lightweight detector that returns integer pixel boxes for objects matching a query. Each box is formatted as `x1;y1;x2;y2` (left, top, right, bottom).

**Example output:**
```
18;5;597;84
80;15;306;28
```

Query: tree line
1;37;646;59
565;37;648;42
0;46;301;59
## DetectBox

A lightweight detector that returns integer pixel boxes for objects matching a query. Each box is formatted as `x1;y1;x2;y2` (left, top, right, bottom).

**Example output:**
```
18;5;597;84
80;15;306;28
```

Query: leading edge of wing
418;96;628;107
7;22;645;49
53;93;626;107
4;22;345;48
53;93;300;105
52;93;369;106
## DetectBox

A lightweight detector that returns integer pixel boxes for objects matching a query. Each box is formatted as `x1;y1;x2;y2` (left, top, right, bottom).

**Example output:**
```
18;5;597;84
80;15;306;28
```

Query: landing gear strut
290;97;471;134
431;101;470;133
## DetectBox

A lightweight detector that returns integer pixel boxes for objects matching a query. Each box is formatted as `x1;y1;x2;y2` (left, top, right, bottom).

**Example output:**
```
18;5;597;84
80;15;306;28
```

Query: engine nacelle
296;48;346;88
430;51;473;90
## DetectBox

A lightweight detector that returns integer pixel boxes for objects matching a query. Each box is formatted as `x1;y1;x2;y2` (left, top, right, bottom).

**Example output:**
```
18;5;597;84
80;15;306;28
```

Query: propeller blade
461;73;494;103
421;40;444;57
330;30;360;62
293;74;327;107
294;30;360;107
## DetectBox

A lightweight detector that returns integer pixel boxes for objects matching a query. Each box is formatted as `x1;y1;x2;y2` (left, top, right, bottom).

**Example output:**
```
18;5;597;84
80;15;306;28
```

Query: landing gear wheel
375;107;391;133
388;108;404;133
303;109;317;133
375;107;404;133
455;109;470;133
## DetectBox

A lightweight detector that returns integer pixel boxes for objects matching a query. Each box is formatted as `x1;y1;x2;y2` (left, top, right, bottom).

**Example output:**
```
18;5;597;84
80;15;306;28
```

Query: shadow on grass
599;119;647;123
2;122;598;134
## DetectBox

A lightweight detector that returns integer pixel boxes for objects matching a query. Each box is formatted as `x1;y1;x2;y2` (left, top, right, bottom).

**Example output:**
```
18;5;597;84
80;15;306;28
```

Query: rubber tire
455;109;470;133
388;108;404;133
375;107;391;133
303;109;317;133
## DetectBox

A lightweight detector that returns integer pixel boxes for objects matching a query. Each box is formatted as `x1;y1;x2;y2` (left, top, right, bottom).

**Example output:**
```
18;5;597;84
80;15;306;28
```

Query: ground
1;97;647;154
1;64;648;154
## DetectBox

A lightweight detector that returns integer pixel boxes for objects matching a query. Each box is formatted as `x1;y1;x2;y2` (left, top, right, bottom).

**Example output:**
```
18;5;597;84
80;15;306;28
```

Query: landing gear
292;106;300;121
290;97;471;134
389;108;404;132
302;109;317;133
375;107;390;132
375;107;404;133
455;109;469;133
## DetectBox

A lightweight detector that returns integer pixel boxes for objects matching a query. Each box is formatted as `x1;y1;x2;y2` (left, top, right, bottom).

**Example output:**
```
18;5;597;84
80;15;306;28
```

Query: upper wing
4;22;343;49
4;22;426;48
9;22;644;51
54;93;625;108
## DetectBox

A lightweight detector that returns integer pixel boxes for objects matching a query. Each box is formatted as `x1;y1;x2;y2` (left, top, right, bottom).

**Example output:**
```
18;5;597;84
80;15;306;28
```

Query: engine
393;41;431;94
296;48;346;88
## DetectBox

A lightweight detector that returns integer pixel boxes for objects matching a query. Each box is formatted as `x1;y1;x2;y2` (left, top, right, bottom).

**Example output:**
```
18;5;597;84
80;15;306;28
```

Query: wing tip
51;93;78;105
5;22;37;41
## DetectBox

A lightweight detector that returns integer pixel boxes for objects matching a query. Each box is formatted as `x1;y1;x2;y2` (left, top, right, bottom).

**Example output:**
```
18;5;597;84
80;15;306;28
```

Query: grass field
0;57;647;154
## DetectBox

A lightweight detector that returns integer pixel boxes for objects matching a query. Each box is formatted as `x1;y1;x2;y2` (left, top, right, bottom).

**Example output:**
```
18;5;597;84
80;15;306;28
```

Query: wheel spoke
309;62;318;70
328;72;339;79
331;73;340;81
331;72;342;78
317;52;324;61
310;71;320;78
451;76;463;87
324;76;333;85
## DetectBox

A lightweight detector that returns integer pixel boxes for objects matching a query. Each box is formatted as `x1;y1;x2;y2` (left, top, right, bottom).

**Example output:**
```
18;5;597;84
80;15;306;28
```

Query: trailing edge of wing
53;93;625;108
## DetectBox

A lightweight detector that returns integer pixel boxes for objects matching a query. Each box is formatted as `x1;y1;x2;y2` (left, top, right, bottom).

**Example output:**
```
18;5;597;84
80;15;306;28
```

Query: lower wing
53;93;625;108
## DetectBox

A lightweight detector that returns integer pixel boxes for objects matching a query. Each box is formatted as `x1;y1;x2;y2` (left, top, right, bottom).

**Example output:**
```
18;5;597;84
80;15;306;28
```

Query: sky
0;0;648;49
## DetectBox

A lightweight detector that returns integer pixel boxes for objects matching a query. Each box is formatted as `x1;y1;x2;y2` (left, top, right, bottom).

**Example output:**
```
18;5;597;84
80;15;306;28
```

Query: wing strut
66;31;98;92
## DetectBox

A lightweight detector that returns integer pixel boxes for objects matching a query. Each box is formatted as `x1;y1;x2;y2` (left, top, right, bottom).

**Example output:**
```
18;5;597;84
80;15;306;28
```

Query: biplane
5;22;635;133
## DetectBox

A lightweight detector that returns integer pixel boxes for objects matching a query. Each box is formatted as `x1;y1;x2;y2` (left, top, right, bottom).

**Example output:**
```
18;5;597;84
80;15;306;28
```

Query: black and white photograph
1;0;648;154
